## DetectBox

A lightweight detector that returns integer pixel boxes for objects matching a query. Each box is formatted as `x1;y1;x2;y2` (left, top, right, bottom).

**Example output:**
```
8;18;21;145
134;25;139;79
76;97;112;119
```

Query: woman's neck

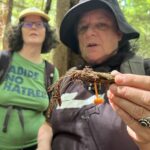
19;44;43;64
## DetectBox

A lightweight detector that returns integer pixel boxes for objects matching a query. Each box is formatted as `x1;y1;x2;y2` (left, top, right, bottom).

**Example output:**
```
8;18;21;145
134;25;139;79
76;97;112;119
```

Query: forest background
0;0;150;76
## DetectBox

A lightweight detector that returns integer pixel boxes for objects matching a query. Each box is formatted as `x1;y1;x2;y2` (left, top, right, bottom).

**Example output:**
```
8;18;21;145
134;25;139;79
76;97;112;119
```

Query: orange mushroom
93;81;104;104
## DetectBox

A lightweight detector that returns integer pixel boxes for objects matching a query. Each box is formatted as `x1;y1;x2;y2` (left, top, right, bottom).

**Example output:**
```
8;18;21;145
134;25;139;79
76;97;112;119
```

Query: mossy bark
53;0;80;76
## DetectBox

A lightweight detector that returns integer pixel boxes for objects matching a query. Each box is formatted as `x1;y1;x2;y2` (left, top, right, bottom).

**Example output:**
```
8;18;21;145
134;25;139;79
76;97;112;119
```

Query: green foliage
119;0;150;57
1;0;150;59
11;0;57;25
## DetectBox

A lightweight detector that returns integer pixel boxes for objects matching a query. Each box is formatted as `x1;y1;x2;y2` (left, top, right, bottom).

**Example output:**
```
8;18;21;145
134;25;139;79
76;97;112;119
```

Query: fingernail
115;74;125;83
107;90;114;99
111;70;120;75
109;84;117;93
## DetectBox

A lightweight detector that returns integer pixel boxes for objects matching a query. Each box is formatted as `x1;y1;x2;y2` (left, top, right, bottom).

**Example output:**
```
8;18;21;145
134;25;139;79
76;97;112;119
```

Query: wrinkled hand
107;71;150;150
37;122;53;150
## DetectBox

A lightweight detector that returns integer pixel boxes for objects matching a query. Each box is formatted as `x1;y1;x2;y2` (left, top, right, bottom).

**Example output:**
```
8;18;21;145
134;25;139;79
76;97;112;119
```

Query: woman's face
77;9;123;64
21;15;46;46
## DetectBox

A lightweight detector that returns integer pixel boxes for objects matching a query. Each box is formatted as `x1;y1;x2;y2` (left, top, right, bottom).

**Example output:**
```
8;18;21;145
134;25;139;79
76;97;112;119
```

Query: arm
107;71;150;150
37;122;53;150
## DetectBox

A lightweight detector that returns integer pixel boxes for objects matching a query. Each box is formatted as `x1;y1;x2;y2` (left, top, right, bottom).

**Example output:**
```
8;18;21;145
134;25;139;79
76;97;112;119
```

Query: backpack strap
120;55;146;75
0;51;55;98
0;50;13;84
44;60;55;99
0;53;55;132
144;58;150;75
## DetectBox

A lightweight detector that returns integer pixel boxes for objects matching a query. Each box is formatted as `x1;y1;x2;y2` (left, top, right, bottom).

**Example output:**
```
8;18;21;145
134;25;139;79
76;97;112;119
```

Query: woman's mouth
87;43;98;48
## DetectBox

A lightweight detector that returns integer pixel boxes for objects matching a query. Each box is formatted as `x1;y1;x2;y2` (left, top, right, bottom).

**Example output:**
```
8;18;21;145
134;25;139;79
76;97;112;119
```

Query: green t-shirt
0;52;59;149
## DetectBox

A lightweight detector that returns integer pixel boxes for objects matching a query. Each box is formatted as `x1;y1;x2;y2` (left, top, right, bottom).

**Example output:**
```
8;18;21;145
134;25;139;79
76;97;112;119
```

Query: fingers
109;84;150;110
108;72;150;148
111;71;150;91
108;95;150;144
107;91;150;119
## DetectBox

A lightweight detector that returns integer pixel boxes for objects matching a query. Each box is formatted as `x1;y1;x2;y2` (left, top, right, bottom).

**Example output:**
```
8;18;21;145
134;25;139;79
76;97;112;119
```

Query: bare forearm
37;122;53;150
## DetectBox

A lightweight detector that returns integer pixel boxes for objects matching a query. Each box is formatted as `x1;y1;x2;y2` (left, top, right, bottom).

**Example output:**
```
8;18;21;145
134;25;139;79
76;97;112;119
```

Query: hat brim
19;11;50;21
60;0;139;53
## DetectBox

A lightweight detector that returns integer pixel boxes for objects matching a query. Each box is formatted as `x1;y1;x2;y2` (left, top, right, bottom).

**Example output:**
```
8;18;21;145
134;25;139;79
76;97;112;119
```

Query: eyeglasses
22;21;45;29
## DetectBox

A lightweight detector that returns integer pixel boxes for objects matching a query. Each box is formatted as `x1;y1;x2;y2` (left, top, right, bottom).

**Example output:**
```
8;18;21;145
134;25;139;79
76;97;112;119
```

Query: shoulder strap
0;50;13;84
120;55;146;75
144;58;150;75
44;60;55;99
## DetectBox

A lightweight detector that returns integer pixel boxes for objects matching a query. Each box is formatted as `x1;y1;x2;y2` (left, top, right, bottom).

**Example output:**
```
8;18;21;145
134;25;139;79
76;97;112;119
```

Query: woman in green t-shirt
0;7;59;150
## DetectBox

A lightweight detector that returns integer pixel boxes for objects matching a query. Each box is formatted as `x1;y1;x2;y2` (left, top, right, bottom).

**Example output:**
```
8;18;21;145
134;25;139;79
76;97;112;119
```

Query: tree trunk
5;0;13;25
44;0;52;14
0;4;3;49
53;0;80;76
53;0;70;76
2;0;13;49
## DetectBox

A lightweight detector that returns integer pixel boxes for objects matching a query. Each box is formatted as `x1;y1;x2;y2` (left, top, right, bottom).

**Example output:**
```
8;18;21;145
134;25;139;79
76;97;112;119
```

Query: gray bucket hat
60;0;140;53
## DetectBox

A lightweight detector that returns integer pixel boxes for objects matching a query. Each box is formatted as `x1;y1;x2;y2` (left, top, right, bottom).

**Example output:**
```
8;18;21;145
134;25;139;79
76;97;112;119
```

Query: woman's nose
31;23;37;28
85;25;97;37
